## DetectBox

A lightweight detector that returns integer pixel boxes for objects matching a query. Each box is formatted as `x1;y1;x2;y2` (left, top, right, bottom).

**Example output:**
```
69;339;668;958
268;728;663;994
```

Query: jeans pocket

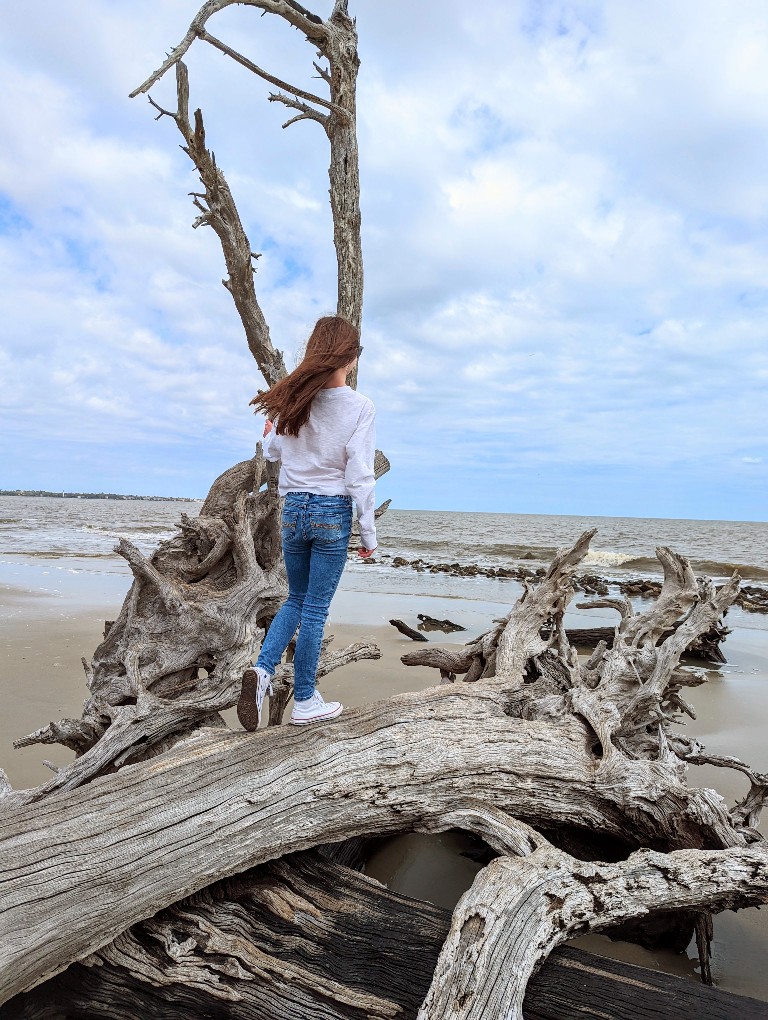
281;510;299;532
308;511;349;544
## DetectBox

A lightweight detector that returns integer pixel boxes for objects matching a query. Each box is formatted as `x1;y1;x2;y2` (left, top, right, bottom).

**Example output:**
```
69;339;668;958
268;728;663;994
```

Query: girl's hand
263;419;274;438
358;547;376;559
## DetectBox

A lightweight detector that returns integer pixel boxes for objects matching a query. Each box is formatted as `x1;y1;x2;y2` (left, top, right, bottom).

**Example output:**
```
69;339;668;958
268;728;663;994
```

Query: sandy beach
0;582;446;791
2;557;768;1001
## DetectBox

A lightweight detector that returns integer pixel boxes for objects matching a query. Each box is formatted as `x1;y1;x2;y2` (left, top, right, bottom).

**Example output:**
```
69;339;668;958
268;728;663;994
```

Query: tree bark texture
7;850;767;1020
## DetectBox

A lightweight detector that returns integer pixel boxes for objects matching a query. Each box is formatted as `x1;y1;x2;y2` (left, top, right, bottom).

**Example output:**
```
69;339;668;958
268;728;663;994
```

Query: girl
237;315;377;730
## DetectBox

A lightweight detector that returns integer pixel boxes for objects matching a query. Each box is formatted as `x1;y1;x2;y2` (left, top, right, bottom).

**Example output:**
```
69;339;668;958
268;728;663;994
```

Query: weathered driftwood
5;850;443;1020
2;676;762;1003
0;692;650;999
390;618;429;641
395;536;767;979
523;943;768;1020
418;613;466;633
420;827;768;1020
8;849;768;1020
10;453;280;784
403;541;757;835
2;533;767;1009
405;554;735;685
564;621;729;663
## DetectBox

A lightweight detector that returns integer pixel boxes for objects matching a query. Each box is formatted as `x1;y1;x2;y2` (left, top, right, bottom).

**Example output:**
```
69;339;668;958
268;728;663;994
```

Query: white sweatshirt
262;386;377;549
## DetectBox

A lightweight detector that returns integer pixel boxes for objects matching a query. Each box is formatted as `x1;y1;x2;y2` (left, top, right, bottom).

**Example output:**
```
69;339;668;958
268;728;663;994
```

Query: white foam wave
76;526;175;542
583;549;638;568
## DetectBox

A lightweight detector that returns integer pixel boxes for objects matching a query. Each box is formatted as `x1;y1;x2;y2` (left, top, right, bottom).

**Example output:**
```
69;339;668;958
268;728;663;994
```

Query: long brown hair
250;316;360;436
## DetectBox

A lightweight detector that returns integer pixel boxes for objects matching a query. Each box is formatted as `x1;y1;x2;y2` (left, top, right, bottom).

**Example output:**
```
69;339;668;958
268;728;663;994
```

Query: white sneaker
237;666;274;731
290;690;343;726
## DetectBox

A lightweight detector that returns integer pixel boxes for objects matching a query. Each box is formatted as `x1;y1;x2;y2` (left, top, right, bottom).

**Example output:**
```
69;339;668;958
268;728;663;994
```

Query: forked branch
270;91;330;129
129;0;329;98
198;29;346;120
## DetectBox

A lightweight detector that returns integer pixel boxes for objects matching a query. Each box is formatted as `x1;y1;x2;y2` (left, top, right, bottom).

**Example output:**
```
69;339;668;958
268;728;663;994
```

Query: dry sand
0;584;451;790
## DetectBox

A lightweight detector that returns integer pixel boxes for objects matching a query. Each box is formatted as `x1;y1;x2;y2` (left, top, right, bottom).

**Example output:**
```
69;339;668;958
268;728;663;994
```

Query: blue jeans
256;492;352;701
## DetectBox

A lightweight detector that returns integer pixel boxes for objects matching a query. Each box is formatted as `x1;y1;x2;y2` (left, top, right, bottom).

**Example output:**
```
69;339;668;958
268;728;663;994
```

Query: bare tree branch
198;29;347;119
269;90;329;129
159;62;287;386
313;58;331;83
146;95;177;121
129;0;329;98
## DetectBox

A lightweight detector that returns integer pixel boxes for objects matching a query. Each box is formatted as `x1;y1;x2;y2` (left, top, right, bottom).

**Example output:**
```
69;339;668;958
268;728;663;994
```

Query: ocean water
372;508;768;580
1;496;765;580
0;496;200;564
2;495;765;644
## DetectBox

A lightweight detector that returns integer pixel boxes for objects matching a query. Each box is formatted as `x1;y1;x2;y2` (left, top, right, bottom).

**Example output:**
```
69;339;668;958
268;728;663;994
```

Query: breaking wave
79;524;173;536
583;549;644;569
690;559;768;581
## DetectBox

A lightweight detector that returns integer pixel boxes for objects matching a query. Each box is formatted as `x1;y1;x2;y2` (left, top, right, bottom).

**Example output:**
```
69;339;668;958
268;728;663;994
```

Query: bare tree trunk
324;3;363;330
131;0;364;341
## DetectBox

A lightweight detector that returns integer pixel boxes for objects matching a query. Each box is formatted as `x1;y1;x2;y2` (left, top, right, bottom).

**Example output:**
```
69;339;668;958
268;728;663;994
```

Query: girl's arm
344;402;377;552
261;419;281;462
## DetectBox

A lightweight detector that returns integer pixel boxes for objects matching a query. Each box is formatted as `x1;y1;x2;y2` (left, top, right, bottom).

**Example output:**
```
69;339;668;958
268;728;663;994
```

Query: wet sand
1;570;767;1000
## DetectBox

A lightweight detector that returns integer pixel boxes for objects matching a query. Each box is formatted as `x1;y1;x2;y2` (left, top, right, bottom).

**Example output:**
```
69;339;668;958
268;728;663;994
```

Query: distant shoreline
0;490;199;503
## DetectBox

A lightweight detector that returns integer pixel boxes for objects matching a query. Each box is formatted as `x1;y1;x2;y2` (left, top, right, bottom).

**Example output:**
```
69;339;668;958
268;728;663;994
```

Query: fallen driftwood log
417;613;466;633
3;522;768;1017
7;849;767;1020
390;618;429;641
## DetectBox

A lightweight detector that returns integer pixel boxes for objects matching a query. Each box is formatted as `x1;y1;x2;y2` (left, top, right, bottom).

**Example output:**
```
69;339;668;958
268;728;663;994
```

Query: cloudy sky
1;1;766;520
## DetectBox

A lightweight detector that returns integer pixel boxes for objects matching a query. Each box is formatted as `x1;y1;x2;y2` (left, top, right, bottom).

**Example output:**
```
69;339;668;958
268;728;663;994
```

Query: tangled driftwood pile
1;504;767;1017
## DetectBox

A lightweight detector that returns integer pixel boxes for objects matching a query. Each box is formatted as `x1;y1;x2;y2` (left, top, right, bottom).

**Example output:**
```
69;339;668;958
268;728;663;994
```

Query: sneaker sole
290;704;343;726
237;669;261;732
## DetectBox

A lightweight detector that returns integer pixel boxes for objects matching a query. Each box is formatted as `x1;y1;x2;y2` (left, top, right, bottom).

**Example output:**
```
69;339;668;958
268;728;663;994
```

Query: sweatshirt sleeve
344;401;377;550
261;426;281;463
